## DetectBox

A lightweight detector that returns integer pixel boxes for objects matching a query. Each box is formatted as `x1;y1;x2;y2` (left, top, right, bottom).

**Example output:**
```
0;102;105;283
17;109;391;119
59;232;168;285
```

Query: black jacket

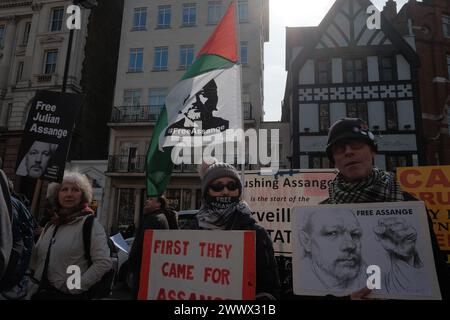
181;211;281;299
127;209;174;298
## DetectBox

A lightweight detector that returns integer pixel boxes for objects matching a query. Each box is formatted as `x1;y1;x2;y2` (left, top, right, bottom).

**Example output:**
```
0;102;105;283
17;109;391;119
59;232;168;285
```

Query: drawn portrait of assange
165;79;229;136
16;141;58;179
298;208;368;292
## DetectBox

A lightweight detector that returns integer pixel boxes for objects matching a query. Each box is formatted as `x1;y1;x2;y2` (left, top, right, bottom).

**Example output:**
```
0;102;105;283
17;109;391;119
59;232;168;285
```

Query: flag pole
235;0;246;197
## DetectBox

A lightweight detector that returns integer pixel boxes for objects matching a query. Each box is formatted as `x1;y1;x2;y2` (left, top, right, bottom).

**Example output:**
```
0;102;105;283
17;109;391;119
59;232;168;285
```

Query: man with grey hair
298;208;367;292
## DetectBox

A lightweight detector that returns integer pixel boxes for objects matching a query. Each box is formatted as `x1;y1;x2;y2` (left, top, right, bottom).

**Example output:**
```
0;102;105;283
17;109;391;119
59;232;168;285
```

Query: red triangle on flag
197;1;238;63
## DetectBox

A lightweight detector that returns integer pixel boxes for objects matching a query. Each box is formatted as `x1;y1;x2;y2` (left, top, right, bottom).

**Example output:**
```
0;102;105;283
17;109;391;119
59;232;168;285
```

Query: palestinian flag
146;0;242;196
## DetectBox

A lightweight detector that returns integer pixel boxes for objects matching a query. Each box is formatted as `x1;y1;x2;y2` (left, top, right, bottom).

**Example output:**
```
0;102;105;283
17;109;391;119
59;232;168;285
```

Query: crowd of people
0;118;448;300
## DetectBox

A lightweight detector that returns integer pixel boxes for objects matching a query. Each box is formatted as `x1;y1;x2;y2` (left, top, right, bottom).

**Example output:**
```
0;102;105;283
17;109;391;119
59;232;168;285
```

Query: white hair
47;170;93;207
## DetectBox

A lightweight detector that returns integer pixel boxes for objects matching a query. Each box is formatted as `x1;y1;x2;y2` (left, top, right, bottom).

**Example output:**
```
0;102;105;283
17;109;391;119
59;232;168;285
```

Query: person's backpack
0;196;36;291
82;214;118;299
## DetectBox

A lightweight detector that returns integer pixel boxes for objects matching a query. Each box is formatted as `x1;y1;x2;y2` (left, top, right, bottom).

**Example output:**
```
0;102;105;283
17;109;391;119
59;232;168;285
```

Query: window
344;58;365;83
157;5;171;28
310;155;330;169
447;54;450;78
179;45;194;68
116;188;136;233
166;189;192;211
16;61;24;82
386;155;411;172
385;101;398;130
43;50;58;74
317;59;331;84
346;102;368;123
154;47;168;71
208;1;223;24
148;88;167;116
132;8;147;30
319;104;330;132
0;25;5;48
22;22;31;45
50;7;64;32
128;48;143;72
238;1;249;23
240;41;248;65
123;89;141;106
443;15;450;38
182;3;196;26
380;56;396;81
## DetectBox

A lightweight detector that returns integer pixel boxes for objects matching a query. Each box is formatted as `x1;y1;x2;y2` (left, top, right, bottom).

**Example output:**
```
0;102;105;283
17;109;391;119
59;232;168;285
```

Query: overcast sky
263;0;410;121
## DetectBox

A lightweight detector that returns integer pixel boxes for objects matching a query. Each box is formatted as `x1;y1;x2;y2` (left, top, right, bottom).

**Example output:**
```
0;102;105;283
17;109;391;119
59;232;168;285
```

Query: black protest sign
15;90;83;182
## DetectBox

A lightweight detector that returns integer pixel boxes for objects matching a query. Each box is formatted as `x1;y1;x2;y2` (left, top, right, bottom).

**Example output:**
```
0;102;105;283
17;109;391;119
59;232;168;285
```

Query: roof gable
291;0;419;70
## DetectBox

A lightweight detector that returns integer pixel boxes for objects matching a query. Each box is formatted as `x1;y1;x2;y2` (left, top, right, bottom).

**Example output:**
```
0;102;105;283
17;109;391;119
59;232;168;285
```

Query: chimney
383;0;398;20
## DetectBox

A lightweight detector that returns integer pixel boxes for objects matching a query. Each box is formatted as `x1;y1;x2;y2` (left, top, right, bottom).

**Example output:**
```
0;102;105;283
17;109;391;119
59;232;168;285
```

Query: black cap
326;118;376;161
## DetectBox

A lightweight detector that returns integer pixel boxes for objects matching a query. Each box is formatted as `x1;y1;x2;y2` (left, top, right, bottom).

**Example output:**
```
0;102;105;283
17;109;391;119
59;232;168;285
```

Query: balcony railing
108;155;145;173
110;105;162;123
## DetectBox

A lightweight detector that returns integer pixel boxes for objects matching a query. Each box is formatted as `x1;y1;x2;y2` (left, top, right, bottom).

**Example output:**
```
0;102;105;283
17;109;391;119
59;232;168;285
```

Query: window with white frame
208;1;223;24
344;58;366;83
23;22;31;45
50;7;64;32
443;15;450;38
157;5;171;28
128;48;143;72
182;3;196;26
16;61;24;82
240;41;248;65
123;89;141;106
179;45;194;68
238;0;249;23
43;50;58;74
346;102;368;123
319;104;330;132
132;8;147;30
148;88;167;115
385;101;398;130
154;47;168;71
0;25;4;48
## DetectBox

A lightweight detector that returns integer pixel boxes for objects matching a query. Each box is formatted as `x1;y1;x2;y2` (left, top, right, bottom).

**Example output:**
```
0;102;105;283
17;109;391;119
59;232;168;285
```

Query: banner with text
243;170;337;255
397;165;450;266
15;90;82;182
137;230;256;300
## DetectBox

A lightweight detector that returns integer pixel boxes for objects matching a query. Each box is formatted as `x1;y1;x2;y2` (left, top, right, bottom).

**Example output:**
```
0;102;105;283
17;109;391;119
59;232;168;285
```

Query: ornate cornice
0;1;32;9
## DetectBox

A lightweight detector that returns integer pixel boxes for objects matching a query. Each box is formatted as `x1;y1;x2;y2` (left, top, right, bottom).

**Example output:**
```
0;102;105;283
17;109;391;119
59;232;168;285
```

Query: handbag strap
39;225;59;289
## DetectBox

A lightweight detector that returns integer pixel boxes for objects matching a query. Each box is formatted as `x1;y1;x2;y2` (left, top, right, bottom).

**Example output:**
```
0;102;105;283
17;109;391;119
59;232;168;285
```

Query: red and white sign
137;230;256;300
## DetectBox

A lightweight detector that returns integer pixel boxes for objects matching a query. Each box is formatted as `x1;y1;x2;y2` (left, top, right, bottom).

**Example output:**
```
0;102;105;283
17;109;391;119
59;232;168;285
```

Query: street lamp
61;0;98;92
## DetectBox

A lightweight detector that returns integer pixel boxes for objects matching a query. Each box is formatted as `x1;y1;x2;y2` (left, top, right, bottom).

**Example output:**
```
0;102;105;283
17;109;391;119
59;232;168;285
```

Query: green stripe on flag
145;106;174;197
181;54;235;80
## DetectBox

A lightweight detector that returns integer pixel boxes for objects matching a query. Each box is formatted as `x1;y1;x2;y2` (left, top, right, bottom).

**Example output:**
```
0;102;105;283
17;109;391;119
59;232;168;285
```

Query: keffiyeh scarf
328;167;404;204
196;197;252;230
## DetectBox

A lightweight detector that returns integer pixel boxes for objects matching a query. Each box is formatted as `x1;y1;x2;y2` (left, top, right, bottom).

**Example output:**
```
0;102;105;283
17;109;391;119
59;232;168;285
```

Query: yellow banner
397;165;450;264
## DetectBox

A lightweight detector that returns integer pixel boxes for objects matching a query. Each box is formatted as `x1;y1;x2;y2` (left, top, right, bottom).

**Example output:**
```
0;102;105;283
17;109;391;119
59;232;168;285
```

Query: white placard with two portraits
292;201;442;300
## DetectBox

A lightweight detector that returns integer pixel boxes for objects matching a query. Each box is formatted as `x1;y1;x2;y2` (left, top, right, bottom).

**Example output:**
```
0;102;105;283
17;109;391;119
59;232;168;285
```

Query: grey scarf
327;167;404;204
196;198;252;230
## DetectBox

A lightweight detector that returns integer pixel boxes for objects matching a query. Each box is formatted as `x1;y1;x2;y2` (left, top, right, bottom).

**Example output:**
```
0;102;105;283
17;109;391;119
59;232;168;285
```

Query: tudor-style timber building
282;0;423;171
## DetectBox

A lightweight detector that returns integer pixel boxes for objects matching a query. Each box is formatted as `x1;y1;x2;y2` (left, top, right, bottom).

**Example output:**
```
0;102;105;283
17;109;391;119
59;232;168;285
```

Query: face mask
205;195;240;210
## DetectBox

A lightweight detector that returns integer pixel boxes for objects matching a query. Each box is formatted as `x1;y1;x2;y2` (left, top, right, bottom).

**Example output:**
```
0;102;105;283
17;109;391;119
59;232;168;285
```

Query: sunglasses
331;139;367;155
208;181;239;192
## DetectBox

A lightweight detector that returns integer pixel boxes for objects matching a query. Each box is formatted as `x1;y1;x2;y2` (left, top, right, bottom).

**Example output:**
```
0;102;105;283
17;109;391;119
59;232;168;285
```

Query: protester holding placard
320;118;449;300
128;195;178;299
27;170;111;300
180;158;281;299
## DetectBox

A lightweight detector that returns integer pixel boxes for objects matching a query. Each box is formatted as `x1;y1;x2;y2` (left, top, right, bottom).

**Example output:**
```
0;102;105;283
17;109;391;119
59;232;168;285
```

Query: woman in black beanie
181;158;281;300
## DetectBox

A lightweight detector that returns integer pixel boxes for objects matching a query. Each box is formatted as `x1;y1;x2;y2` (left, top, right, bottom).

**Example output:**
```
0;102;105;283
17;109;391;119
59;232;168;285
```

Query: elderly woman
27;170;111;300
181;159;281;300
